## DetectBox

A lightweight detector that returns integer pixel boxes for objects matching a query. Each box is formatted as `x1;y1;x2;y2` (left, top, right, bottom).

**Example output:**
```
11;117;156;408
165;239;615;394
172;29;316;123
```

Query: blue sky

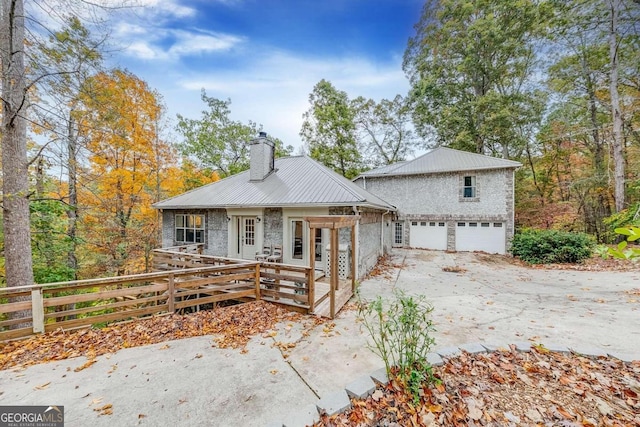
108;0;423;151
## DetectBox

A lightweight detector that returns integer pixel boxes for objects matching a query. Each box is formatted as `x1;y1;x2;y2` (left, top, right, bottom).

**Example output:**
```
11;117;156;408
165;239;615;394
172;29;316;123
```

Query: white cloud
131;0;196;18
168;31;243;56
113;25;243;60
171;50;409;149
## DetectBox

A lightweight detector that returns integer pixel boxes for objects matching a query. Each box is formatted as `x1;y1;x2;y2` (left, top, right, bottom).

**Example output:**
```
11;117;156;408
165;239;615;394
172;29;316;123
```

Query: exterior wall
159;209;227;256
160;205;391;279
356;168;516;251
206;209;228;256
263;208;283;247
328;207;390;280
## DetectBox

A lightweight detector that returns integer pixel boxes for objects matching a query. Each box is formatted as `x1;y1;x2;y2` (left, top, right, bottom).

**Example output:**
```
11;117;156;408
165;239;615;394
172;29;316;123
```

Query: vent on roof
250;132;275;181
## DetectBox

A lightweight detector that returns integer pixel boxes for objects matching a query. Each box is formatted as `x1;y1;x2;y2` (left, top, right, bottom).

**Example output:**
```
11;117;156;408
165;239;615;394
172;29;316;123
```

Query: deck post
254;263;261;300
308;227;316;312
330;228;338;318
168;273;175;313
351;224;357;293
31;288;44;334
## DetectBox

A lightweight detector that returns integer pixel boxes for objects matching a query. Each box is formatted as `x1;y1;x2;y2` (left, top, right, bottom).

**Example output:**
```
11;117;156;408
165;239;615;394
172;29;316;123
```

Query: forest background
1;0;638;289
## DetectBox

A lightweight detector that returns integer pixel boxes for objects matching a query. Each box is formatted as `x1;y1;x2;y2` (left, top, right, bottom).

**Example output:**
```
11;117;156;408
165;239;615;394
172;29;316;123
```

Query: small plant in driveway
358;291;437;403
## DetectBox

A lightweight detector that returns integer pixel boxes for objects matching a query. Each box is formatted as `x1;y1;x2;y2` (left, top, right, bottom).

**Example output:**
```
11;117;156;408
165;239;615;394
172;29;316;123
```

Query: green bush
358;291;438;404
510;229;594;264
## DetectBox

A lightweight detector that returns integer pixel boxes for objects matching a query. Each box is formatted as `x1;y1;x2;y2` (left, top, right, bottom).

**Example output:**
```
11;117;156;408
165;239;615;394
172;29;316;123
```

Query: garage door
409;221;447;250
455;221;506;254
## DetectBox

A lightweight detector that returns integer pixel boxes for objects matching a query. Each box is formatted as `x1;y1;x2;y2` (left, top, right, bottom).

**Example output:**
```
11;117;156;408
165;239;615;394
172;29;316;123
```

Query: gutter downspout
381;209;390;255
352;205;359;280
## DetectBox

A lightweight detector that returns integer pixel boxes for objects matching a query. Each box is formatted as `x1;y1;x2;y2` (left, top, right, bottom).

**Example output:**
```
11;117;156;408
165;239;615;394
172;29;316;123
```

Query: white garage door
409;221;447;250
455;221;506;254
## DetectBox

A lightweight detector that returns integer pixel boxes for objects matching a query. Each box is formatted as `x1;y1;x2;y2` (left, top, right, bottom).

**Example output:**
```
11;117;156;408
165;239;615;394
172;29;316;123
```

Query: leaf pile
316;346;640;426
0;301;303;371
366;254;405;280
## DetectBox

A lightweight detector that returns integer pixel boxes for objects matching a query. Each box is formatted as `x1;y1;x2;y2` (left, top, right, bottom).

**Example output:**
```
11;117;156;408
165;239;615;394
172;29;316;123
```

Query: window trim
175;213;205;244
394;222;404;246
459;174;479;202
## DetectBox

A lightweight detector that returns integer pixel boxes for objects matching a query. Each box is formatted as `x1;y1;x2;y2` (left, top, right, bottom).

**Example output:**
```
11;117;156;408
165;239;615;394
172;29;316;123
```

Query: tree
300;79;363;178
77;69;174;275
176;91;293;177
1;0;35;320
352;95;421;166
34;16;105;280
403;0;549;158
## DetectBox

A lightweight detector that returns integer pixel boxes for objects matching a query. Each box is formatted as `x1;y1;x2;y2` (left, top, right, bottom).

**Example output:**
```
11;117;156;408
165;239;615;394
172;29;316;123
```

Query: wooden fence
0;262;260;341
0;248;320;341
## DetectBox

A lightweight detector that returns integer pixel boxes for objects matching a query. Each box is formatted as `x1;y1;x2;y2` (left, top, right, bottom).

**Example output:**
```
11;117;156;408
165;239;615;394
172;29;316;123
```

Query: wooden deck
0;246;356;341
311;279;353;318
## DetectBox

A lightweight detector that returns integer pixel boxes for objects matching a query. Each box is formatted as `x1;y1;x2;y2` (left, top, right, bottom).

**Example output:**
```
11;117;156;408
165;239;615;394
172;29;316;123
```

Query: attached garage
409;221;447;250
455;221;506;254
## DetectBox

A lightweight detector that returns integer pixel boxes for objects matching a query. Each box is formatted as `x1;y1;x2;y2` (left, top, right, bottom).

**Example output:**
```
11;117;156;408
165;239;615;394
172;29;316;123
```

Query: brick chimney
249;131;275;181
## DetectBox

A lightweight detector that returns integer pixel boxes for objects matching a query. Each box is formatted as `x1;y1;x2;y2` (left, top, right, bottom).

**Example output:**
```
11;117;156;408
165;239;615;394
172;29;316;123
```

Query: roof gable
358;147;522;178
154;156;395;210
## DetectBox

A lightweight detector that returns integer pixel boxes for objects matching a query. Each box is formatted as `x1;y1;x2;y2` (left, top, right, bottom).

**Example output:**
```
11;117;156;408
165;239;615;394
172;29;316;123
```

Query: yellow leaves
94;403;113;416
0;301;301;371
74;358;96;372
34;382;51;390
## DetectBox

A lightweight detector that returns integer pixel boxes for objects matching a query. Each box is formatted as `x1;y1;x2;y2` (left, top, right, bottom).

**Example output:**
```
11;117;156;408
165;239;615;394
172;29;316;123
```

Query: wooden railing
0;249;319;342
258;261;314;311
154;249;315;311
0;262;260;341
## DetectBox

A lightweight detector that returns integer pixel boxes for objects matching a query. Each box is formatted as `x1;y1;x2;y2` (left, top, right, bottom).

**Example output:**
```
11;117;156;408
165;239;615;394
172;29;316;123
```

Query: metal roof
356;147;522;178
154;156;396;211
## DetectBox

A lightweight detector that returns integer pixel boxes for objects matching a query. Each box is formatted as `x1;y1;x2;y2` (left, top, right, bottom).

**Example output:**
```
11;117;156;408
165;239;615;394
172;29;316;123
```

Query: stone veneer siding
160;209;228;256
328;207;390;280
355;168;516;252
263;208;283;248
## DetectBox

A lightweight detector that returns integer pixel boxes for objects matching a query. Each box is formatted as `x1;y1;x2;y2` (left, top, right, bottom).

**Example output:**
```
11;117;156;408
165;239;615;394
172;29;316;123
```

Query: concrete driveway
1;249;638;426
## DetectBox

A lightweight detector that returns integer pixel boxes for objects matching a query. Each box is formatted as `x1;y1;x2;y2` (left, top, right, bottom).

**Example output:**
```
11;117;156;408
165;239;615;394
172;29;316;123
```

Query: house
153;132;396;279
353;147;521;254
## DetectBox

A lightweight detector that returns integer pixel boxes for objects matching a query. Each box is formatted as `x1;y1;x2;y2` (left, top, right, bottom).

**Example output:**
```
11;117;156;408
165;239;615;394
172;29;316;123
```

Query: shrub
358;291;437;403
510;229;594;264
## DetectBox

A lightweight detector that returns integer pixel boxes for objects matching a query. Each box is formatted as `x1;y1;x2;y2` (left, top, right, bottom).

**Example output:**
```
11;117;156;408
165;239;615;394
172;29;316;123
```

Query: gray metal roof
357;147;522;178
154;156;396;211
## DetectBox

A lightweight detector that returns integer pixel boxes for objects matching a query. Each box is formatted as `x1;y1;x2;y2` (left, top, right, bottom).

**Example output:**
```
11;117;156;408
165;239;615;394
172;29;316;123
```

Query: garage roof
154;155;396;211
356;147;522;178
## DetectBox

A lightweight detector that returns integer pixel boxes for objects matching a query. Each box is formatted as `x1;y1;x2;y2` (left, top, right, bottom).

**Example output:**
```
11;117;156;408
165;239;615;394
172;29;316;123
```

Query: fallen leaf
34;382;51;390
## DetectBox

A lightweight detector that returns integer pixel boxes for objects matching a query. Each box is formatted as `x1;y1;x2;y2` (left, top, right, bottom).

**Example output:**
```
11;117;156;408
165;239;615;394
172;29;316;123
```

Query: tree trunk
1;0;35;324
67;113;79;279
609;0;625;212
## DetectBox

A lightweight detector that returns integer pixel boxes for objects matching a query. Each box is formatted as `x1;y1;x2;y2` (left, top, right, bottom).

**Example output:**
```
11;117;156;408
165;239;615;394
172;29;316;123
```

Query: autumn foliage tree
76;69;176;275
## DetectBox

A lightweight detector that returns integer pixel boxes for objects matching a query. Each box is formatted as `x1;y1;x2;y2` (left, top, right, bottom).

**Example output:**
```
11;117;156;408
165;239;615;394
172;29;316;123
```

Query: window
439;222;445;227
429;222;436;226
175;214;205;243
463;176;476;198
411;221;418;226
469;222;478;227
394;222;403;245
420;221;427;226
245;218;255;246
292;220;303;259
493;222;503;228
481;223;490;227
458;222;466;227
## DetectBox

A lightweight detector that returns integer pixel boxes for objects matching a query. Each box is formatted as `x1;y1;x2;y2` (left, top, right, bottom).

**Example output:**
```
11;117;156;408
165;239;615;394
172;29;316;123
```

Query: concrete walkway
1;249;638;426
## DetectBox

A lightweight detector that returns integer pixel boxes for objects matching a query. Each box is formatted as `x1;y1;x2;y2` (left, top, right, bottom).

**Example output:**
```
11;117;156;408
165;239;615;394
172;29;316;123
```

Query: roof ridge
151;167;245;207
303;156;366;202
